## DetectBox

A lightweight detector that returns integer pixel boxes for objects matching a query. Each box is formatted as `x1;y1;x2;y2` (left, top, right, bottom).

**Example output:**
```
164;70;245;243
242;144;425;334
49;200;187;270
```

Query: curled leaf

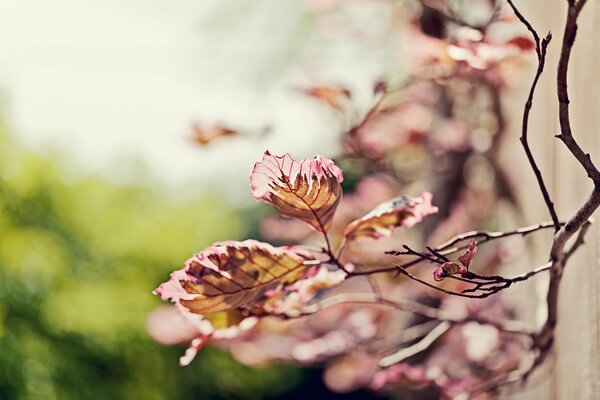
457;241;478;269
343;193;438;241
251;152;344;232
433;262;468;282
154;239;314;315
433;241;478;281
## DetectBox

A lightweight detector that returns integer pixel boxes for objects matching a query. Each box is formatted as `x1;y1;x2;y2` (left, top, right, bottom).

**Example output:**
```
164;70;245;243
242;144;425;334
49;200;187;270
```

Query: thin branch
401;244;444;264
395;267;501;298
372;320;441;354
300;292;445;320
394;261;551;299
505;0;542;57
426;246;450;262
387;220;557;257
459;363;536;399
555;0;600;183
342;221;557;278
564;218;593;260
506;0;559;229
296;292;535;335
379;321;452;367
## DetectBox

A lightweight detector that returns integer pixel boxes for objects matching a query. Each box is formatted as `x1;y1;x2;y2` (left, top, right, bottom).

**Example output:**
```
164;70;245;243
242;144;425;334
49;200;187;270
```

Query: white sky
0;0;391;199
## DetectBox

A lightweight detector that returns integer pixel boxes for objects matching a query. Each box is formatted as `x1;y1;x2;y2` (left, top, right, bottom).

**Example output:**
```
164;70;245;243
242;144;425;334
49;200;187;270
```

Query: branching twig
388;220;557;257
465;1;600;397
394;261;550;299
555;0;600;183
296;291;535;335
564;218;592;260
506;0;559;230
379;321;452;367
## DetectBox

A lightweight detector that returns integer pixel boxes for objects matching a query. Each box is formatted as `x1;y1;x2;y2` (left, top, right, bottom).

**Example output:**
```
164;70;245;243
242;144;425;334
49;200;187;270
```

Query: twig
506;0;559;230
379;321;452;367
387;221;557;257
555;0;600;183
564;218;593;260
300;292;445;320
340;221;557;278
296;292;535;335
395;261;551;299
372;320;441;353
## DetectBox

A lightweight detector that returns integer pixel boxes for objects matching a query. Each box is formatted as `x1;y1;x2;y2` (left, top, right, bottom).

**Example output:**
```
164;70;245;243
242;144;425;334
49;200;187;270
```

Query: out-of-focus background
0;0;387;192
0;1;397;399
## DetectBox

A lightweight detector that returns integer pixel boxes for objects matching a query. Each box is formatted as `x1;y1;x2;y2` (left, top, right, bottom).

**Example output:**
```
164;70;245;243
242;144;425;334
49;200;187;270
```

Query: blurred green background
0;120;309;400
0;1;396;397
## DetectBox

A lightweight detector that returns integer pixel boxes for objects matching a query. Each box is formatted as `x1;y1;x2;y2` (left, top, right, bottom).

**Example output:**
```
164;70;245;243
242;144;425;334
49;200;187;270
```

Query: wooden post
552;0;600;398
507;0;600;398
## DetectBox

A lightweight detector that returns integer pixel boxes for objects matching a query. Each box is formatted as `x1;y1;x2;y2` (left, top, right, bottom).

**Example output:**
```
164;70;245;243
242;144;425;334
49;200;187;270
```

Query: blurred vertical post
505;0;599;397
551;0;600;398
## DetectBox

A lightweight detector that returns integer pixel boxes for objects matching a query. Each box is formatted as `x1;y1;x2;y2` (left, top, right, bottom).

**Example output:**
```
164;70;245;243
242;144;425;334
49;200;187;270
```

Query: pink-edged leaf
251;151;344;232
180;336;211;366
433;241;478;281
457;241;478;268
343;192;438;241
154;239;314;315
179;311;257;366
433;261;468;282
264;265;347;317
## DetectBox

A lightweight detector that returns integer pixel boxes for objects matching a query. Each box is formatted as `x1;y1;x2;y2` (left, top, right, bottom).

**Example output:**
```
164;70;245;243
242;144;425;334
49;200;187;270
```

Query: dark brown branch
564;218;592;260
394;261;550;299
506;0;560;230
388;220;557;257
342;221;557;278
555;0;600;183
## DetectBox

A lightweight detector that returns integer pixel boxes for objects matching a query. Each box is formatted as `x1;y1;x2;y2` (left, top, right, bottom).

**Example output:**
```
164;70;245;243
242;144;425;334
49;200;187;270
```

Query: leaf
179;336;211;366
506;36;535;51
264;266;347;317
251;151;344;232
154;239;314;315
301;86;352;111
343;193;438;241
457;241;477;268
433;241;478;282
177;311;258;366
189;123;238;146
433;261;467;282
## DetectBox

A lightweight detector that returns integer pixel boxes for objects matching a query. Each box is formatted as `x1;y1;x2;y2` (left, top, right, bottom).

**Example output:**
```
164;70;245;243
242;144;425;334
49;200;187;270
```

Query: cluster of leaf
154;152;437;360
153;150;529;398
152;0;545;398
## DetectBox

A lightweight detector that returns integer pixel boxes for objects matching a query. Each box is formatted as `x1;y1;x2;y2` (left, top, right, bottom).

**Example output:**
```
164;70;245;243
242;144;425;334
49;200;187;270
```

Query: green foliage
0;124;300;400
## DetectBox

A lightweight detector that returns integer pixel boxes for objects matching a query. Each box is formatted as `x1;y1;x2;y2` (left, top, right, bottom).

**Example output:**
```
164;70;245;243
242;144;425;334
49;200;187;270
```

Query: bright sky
0;0;390;199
